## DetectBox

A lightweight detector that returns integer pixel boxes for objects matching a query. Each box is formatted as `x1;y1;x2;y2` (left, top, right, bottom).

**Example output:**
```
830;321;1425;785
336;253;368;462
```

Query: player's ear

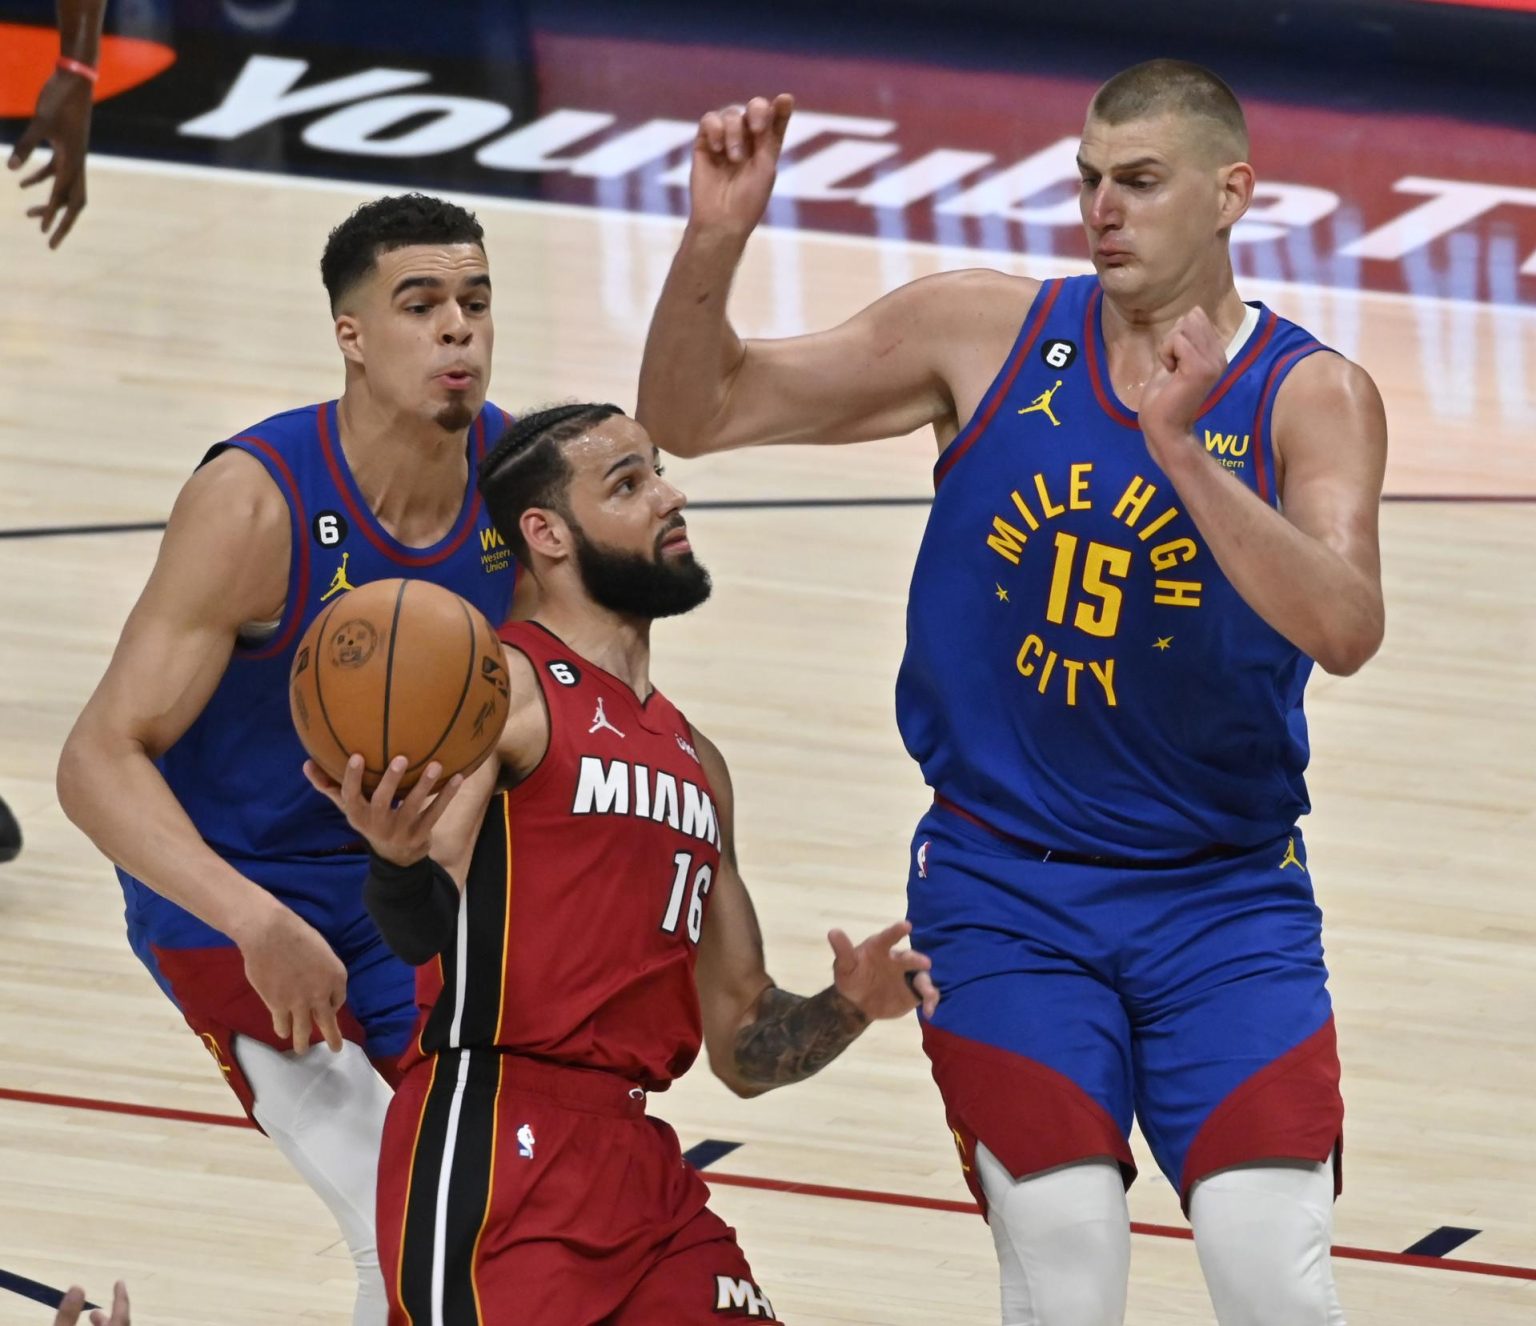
335;313;363;367
521;508;570;563
1217;160;1255;231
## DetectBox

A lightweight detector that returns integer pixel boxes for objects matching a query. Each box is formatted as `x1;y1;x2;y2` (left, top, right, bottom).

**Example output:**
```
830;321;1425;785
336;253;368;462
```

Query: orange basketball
289;579;510;794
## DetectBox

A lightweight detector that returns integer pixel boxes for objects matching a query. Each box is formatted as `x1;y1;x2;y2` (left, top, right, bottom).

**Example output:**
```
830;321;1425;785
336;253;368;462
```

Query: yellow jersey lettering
1075;543;1132;638
1010;489;1041;532
1112;476;1158;527
1033;471;1066;520
1137;507;1180;542
1203;430;1251;457
1015;634;1044;677
986;516;1031;566
1036;648;1059;695
1088;658;1117;706
1154;579;1204;608
1045;532;1078;625
1068;462;1093;511
1060;657;1084;706
1150;537;1198;571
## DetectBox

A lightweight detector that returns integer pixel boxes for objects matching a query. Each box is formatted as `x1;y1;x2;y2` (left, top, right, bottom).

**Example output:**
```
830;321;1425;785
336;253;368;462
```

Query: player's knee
978;1147;1130;1326
1190;1162;1345;1326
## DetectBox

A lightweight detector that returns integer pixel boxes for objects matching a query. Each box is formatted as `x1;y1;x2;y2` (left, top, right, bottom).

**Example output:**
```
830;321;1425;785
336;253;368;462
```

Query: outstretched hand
829;920;939;1020
689;93;794;237
9;71;94;248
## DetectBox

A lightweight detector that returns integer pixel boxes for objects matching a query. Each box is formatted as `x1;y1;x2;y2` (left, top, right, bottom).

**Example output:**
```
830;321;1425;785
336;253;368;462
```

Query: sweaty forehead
371;242;488;287
564;417;653;473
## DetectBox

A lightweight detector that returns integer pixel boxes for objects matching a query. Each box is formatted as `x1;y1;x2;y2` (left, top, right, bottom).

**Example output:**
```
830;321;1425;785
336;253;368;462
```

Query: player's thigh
1127;833;1342;1202
608;1205;781;1326
908;809;1136;1192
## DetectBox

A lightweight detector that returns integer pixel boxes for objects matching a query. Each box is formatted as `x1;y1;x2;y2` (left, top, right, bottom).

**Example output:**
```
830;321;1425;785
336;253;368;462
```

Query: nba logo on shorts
516;1123;535;1160
917;841;930;879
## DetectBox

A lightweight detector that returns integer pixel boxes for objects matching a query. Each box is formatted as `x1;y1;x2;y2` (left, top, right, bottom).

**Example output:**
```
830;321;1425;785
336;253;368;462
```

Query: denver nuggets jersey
896;275;1328;859
120;400;515;948
409;623;722;1091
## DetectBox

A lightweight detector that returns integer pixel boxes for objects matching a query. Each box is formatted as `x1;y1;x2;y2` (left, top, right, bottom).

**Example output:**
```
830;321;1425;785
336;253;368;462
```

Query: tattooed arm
693;730;939;1099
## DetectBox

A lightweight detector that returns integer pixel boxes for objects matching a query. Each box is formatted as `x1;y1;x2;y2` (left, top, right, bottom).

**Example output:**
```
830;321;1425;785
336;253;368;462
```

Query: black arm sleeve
363;852;460;966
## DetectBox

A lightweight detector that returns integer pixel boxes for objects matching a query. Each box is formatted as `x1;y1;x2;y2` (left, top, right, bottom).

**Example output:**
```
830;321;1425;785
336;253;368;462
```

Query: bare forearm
1155;434;1383;674
57;732;282;942
637;224;750;457
56;0;107;63
729;984;869;1096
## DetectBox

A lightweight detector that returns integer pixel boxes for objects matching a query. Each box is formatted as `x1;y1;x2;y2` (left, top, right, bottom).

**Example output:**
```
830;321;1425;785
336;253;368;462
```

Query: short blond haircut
1088;59;1249;163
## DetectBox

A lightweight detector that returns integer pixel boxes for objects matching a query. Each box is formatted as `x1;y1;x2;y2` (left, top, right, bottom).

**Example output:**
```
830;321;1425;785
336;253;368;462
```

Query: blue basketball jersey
120;399;516;948
895;275;1329;859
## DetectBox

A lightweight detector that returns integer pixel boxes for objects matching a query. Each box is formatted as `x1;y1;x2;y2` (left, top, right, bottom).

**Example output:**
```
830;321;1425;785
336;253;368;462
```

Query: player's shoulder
1273;345;1383;420
910;266;1042;313
480;400;514;440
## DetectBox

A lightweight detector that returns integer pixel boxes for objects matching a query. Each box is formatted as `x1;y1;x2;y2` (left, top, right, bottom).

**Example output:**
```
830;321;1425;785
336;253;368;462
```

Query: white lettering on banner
475;109;616;170
569;119;698;178
179;56;430;139
175;57;1536;289
1341;177;1536;267
656;109;897;187
856;149;995;207
1232;183;1341;245
934;137;1081;223
302;94;512;157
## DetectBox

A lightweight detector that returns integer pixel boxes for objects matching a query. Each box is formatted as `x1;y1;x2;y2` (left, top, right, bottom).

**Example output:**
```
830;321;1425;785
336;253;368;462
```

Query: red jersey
410;622;722;1091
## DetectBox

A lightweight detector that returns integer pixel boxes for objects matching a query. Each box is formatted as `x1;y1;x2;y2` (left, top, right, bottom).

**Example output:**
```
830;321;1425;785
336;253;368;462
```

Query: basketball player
637;62;1387;1326
8;0;109;248
56;194;517;1324
306;403;940;1324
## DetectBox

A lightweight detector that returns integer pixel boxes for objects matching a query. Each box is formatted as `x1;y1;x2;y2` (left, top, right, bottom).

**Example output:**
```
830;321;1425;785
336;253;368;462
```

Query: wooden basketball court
0;156;1532;1324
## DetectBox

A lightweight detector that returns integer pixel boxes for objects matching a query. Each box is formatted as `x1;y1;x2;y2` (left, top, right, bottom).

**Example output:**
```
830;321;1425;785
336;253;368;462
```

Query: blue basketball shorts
906;802;1343;1214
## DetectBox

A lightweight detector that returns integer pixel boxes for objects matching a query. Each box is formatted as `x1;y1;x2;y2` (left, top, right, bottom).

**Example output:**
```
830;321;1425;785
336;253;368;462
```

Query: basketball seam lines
310;600;350;774
408;596;479;776
382;581;408;778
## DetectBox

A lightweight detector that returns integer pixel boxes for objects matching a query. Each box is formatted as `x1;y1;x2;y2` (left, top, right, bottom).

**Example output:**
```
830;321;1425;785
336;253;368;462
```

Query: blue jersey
895;275;1328;859
121;399;516;949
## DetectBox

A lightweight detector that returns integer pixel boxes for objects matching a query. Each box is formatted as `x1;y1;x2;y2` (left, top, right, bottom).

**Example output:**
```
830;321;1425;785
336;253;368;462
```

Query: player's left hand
53;1280;130;1326
304;755;465;867
1137;306;1228;455
829;920;939;1020
9;70;94;249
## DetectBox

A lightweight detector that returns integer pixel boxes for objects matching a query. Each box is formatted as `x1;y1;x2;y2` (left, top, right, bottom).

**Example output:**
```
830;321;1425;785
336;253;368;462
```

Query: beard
434;399;476;432
568;515;712;619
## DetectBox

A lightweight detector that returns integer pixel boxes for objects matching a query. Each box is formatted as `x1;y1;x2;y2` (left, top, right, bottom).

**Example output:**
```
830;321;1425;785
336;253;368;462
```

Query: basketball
289;578;510;794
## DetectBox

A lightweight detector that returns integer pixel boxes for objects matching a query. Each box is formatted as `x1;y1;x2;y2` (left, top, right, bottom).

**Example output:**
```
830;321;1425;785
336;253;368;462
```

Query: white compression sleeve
233;1036;394;1326
1189;1157;1346;1326
975;1142;1131;1326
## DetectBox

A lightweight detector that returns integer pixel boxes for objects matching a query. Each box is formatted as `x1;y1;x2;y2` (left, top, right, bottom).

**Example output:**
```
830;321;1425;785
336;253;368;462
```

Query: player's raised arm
56;450;347;1053
691;730;937;1100
637;95;1024;456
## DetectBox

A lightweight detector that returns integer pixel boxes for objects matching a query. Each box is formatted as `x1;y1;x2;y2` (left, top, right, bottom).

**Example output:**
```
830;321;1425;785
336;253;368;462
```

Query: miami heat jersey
413;622;722;1090
896;275;1328;859
120;400;516;949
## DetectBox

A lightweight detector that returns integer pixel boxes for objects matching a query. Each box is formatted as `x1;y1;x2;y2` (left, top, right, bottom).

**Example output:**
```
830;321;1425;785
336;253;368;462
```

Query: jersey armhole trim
1252;342;1328;506
212;434;311;660
495;637;558;805
934;279;1062;490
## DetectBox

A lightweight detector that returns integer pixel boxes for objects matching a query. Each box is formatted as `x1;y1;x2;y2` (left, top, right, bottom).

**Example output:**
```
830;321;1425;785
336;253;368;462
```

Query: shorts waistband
932;796;1250;871
442;1049;650;1118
